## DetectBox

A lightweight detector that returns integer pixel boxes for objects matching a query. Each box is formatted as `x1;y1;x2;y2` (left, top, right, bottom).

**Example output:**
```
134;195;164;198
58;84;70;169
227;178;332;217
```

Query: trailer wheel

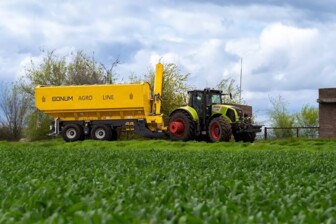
91;125;112;140
62;124;83;142
208;117;232;142
169;111;195;141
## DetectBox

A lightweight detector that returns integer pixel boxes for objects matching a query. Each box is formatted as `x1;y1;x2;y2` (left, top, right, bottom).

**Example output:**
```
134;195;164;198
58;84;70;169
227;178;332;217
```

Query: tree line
0;50;318;141
267;96;318;138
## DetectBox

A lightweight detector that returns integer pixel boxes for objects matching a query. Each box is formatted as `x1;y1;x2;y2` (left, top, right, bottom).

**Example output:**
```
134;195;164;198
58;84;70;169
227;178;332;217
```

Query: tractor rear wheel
169;111;195;141
62;124;83;142
208;117;232;142
91;125;112;140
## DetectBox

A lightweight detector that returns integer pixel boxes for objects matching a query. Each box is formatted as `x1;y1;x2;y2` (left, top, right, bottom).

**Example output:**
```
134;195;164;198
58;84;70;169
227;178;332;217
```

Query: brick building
317;88;336;138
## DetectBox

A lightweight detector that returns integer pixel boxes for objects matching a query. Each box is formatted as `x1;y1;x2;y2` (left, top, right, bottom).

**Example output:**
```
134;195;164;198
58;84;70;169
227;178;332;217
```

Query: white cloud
0;0;336;120
226;23;335;92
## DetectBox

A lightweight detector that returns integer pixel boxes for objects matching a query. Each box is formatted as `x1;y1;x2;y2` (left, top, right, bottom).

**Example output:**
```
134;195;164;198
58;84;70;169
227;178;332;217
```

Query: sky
0;0;335;124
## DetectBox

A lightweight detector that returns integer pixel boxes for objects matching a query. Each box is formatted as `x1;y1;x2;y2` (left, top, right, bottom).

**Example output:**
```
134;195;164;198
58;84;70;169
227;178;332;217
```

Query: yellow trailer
35;64;166;141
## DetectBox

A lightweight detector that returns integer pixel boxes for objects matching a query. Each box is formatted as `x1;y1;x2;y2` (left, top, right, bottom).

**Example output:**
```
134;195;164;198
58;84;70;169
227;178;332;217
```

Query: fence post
296;128;299;138
264;127;267;140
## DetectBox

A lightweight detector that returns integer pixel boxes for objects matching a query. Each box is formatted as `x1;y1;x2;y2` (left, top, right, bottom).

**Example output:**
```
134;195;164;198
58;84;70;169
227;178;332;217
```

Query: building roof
317;98;336;103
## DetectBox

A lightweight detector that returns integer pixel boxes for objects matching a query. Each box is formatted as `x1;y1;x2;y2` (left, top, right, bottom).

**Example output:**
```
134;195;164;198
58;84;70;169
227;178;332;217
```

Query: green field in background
0;139;335;223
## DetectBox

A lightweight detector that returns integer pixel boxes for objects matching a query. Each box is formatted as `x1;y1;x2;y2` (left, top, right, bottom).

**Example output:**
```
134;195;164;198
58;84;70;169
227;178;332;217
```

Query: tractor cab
187;89;231;129
188;89;223;110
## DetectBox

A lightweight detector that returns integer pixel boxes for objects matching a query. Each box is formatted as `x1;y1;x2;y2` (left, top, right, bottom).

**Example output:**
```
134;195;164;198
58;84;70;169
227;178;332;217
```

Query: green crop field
0;139;335;223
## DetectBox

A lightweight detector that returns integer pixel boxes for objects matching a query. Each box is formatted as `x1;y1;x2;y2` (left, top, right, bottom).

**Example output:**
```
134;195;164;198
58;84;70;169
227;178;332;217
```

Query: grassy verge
0;139;335;223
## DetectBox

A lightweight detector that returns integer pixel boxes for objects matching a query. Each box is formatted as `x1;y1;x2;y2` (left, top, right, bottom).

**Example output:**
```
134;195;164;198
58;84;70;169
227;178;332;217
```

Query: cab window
211;94;221;104
192;92;203;114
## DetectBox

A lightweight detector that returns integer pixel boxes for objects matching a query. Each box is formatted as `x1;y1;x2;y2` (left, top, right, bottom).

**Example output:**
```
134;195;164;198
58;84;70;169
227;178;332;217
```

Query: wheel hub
211;123;220;139
169;121;185;134
66;129;76;138
95;129;106;139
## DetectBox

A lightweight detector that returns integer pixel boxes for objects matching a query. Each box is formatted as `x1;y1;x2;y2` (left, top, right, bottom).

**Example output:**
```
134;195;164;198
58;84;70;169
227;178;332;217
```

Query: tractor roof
188;88;223;94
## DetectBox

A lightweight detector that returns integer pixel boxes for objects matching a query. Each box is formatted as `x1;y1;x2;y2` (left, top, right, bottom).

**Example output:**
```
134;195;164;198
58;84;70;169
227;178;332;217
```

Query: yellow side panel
35;83;152;120
145;114;167;132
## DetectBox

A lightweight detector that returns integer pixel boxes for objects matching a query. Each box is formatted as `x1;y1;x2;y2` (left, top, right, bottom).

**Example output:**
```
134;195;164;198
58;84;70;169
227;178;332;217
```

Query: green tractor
168;88;262;142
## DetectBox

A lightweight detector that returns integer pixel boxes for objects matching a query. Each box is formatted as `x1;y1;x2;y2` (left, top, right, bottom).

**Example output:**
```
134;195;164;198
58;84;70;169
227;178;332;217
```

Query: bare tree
0;83;30;140
216;78;242;104
101;56;121;84
66;51;106;85
19;50;122;94
19;50;67;97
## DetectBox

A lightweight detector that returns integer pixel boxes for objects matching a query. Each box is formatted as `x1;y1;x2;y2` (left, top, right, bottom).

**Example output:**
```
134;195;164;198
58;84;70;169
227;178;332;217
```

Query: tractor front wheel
169;111;195;141
234;132;256;143
242;132;256;143
208;117;232;142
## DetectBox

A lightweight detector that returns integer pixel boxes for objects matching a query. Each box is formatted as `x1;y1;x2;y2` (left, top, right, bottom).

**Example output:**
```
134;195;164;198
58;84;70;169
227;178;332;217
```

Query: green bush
24;111;52;141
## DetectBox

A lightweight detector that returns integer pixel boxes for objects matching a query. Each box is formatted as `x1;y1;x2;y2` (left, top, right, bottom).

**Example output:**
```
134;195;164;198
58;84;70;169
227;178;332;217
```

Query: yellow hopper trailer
35;64;166;142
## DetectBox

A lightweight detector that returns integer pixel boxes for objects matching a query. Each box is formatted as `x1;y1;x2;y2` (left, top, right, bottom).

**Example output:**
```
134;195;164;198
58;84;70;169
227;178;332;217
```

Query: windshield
211;94;222;104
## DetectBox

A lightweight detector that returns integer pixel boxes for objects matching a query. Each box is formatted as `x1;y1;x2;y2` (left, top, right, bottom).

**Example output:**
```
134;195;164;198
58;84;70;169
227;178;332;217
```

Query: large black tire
233;129;243;142
233;133;242;142
234;132;256;143
242;132;256;143
208;117;232;142
169;111;195;141
62;124;84;142
91;125;112;141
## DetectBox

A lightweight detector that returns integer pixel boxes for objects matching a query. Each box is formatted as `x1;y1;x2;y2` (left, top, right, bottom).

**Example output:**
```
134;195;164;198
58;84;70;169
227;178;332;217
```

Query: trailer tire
91;125;112;141
208;117;232;142
62;124;84;142
169;111;195;141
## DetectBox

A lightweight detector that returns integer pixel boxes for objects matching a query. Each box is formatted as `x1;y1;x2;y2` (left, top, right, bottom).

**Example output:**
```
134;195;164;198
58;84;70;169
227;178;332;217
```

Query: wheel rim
66;128;77;139
211;123;220;140
95;128;106;139
169;119;185;137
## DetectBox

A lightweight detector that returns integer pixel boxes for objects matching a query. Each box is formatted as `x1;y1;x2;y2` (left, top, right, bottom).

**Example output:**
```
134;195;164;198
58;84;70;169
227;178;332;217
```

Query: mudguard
170;106;199;122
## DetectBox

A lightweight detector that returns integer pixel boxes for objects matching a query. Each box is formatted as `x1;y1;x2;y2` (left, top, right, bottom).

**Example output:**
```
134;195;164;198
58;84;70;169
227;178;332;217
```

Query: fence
263;127;319;140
